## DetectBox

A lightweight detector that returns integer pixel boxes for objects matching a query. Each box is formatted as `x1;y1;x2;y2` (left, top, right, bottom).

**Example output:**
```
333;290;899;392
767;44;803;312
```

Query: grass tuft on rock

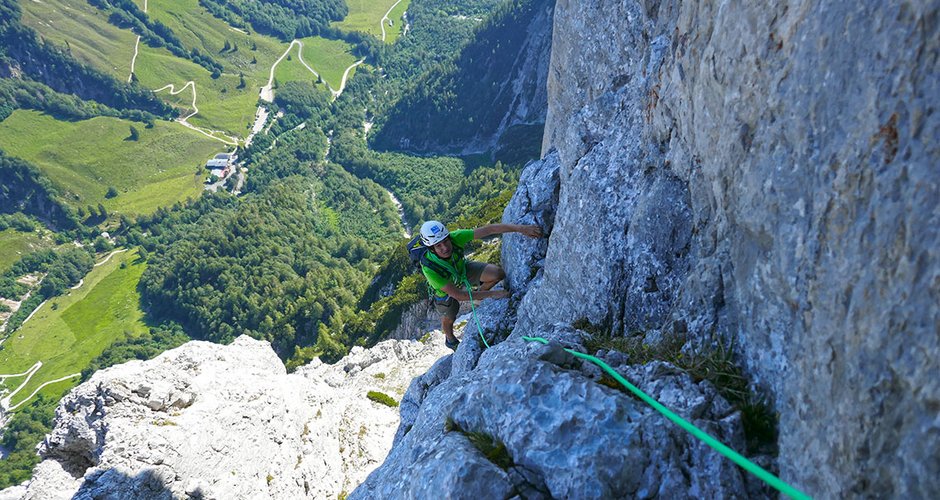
366;390;399;408
575;318;778;454
444;417;514;470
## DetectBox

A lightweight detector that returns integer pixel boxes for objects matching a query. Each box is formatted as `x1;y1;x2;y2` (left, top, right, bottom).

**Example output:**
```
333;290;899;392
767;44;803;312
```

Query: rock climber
417;220;542;350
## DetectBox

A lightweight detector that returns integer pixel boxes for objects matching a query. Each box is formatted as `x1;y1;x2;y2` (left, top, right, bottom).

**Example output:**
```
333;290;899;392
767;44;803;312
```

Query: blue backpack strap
407;235;426;266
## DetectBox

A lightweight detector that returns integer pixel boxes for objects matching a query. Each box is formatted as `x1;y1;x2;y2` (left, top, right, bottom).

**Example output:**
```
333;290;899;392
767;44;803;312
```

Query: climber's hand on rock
518;225;543;238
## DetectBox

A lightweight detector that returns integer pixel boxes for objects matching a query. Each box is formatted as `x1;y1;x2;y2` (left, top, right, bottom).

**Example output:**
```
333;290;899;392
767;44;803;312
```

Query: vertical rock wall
524;0;938;496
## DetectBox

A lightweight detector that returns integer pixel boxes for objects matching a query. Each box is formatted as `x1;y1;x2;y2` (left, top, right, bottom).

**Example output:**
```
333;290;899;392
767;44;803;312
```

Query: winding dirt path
295;42;325;84
261;40;365;103
128;36;141;83
127;0;148;82
154;81;199;121
335;59;365;99
0;361;42;410
0;362;41;381
380;0;405;42
261;40;302;102
95;248;127;267
154;82;239;145
5;372;81;412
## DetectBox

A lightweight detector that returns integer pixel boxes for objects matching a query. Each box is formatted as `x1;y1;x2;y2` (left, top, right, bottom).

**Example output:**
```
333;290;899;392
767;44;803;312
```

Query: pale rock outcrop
4;334;450;499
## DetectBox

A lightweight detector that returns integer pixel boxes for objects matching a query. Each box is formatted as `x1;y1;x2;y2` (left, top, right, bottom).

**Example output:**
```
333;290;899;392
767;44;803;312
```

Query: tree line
197;0;347;41
0;151;79;231
0;78;160;124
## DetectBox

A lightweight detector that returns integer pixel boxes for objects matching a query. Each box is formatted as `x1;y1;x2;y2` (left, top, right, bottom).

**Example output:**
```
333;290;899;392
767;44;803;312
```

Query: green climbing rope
465;282;490;349
521;335;811;500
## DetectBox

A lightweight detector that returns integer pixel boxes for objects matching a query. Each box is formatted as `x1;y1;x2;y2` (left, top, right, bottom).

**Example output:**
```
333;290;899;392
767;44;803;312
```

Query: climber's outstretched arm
473;224;542;239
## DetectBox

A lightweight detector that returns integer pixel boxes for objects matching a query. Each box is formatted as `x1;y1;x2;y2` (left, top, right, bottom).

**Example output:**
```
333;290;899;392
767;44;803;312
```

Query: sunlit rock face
5;334;450;499
365;0;938;497
527;0;939;497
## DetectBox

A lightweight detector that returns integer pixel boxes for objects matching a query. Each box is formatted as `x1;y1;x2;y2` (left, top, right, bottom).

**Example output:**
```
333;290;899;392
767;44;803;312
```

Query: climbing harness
519;336;811;499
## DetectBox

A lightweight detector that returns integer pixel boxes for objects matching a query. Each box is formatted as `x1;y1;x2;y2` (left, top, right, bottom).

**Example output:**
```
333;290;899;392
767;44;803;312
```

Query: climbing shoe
445;337;460;351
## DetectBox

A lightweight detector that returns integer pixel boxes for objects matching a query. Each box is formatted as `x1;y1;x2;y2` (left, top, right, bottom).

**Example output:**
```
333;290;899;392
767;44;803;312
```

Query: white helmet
420;220;449;246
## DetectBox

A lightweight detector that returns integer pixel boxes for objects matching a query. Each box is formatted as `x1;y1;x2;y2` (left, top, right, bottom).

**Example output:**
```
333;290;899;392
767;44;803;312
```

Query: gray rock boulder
501;150;560;295
353;325;756;499
5;335;451;499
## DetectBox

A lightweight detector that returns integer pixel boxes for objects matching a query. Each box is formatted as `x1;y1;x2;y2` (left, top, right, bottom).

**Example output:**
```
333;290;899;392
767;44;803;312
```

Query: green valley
0;249;148;409
0;110;221;216
0;0;546;489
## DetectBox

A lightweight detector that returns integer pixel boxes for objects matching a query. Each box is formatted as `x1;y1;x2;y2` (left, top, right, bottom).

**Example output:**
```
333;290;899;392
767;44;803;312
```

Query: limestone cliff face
361;0;937;497
526;0;938;497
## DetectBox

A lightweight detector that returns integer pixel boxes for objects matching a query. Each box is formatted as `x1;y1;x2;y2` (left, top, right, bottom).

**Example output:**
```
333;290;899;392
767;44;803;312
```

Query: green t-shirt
421;229;474;296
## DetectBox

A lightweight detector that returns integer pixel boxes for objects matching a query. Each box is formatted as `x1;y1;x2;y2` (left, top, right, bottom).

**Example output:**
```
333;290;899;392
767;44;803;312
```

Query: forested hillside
0;0;549;488
137;169;400;356
0;152;77;230
199;0;347;40
370;0;552;154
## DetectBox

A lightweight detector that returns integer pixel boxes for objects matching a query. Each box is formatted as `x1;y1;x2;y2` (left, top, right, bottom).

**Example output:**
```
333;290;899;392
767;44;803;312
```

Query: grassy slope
384;0;411;44
0;110;221;216
0;249;149;407
18;0;259;136
0;230;50;275
334;0;412;43
142;0;287;135
276;37;357;91
19;0;136;81
19;0;364;135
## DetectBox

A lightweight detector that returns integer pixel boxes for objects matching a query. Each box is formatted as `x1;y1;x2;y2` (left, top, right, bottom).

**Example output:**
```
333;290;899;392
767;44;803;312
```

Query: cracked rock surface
353;325;755;499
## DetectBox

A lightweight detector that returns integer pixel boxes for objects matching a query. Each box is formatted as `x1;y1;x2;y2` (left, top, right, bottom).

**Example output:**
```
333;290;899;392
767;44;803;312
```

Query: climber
417;220;542;350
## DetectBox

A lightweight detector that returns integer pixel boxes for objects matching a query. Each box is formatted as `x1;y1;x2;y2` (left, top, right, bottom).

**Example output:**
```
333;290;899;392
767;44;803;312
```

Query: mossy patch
366;390;398;407
444;417;514;470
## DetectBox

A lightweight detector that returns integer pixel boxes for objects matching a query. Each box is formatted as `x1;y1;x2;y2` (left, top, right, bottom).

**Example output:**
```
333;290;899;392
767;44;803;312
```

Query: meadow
141;0;289;135
18;0;136;80
0;230;50;275
276;37;359;92
0;110;222;216
18;0;366;137
0;249;149;409
333;0;412;43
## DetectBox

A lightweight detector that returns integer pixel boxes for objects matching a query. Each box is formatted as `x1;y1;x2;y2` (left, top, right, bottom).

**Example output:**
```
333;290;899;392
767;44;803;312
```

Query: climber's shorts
433;261;489;321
